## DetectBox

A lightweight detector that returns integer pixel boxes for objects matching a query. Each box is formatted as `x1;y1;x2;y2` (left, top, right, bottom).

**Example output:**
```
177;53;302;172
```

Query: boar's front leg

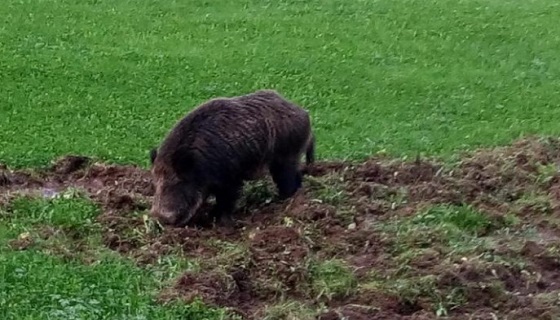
209;181;242;227
270;157;302;200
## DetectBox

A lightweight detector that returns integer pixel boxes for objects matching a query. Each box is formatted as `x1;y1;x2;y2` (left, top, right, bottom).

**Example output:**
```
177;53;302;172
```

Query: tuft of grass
239;180;275;209
261;300;317;320
307;173;347;206
514;191;553;214
412;204;497;236
310;258;357;301
378;204;510;259
363;274;466;317
533;291;560;312
147;250;200;284
387;187;409;210
536;163;559;185
394;276;444;310
207;239;252;270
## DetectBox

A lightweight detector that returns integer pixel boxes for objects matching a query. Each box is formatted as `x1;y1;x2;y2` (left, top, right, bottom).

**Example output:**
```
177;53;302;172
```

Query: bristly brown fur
149;89;315;227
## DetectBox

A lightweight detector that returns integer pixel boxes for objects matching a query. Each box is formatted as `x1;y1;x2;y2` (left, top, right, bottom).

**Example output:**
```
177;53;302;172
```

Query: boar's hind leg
209;182;242;225
270;158;302;200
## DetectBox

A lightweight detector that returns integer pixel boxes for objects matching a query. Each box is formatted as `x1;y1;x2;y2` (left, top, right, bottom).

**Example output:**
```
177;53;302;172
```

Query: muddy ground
2;137;560;319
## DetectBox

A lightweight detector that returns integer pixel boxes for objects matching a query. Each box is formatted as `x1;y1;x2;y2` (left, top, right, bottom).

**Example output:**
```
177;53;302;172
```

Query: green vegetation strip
1;0;560;167
0;195;228;319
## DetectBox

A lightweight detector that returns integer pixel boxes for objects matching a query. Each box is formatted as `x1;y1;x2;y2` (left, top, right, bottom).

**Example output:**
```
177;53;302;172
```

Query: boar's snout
150;207;179;226
149;169;202;227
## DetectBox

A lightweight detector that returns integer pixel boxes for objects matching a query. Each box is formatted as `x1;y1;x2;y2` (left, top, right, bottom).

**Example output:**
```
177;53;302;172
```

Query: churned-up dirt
2;137;560;319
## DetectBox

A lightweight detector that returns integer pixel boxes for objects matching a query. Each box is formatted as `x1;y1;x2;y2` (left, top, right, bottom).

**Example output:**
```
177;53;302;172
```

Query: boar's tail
305;133;315;165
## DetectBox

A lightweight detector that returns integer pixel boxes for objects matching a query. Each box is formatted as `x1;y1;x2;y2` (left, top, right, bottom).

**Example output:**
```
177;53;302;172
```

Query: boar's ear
149;147;158;165
170;147;196;176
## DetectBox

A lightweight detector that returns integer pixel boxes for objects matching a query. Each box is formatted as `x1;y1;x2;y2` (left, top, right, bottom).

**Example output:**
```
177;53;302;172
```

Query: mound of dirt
2;136;560;319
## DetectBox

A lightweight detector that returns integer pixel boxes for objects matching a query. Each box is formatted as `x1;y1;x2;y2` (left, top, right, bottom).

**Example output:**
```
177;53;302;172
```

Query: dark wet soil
2;137;560;319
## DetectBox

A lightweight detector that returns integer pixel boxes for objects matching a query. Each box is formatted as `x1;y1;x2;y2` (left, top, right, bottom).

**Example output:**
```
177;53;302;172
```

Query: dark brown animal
149;89;315;227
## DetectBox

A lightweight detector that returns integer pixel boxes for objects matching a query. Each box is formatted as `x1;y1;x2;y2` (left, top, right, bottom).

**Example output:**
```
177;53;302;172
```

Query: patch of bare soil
2;136;560;319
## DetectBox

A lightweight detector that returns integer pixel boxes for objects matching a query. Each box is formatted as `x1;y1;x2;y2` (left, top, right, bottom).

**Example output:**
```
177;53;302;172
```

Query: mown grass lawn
1;0;560;319
2;0;560;168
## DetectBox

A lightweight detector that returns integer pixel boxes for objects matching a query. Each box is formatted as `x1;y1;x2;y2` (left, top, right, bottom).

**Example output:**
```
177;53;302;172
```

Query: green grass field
2;0;560;319
2;0;560;168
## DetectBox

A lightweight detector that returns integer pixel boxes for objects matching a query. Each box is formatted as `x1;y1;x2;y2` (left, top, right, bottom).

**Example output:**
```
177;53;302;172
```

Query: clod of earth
2;136;560;319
